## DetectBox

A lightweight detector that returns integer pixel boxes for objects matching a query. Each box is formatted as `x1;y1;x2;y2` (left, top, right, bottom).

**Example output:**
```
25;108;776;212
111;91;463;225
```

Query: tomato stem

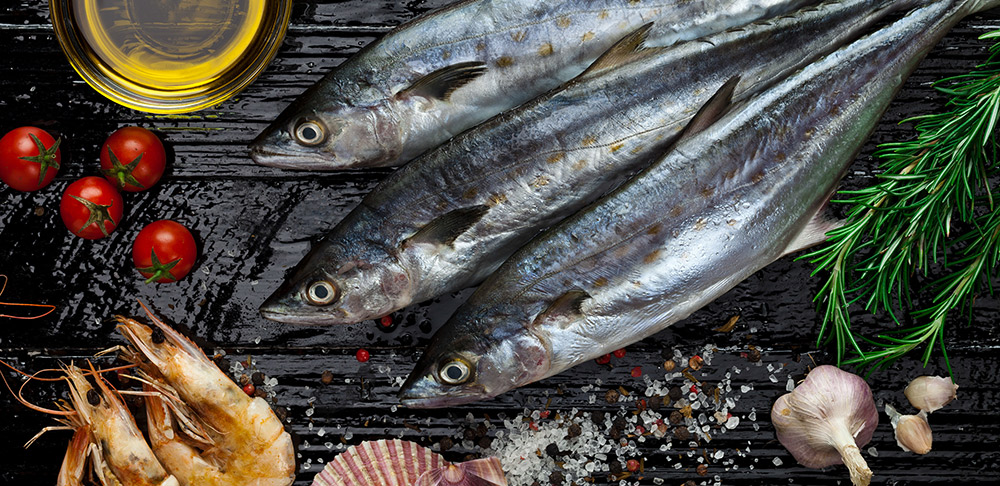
18;134;61;186
137;248;181;284
101;147;146;190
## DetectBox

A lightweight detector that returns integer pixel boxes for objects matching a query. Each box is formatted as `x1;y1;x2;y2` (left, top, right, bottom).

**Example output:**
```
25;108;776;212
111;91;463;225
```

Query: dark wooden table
2;1;999;485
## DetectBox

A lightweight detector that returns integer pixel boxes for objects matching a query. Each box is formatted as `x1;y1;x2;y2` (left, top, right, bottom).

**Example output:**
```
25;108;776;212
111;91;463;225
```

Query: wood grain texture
1;1;999;485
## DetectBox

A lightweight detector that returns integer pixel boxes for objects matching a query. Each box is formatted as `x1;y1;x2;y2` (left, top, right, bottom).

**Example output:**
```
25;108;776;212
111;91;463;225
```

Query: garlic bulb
904;376;958;413
771;365;878;486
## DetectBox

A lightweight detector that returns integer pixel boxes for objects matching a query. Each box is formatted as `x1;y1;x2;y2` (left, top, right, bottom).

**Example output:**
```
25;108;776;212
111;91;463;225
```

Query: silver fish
259;0;908;325
249;0;817;170
399;0;988;408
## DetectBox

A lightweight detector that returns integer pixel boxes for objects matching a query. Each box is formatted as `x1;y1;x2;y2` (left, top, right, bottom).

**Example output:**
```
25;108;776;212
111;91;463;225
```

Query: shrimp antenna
0;275;56;320
0;359;75;416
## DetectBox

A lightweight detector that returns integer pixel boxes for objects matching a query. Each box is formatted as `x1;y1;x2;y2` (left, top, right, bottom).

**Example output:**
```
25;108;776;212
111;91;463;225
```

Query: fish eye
294;120;326;146
87;389;101;406
306;280;338;306
151;327;165;344
438;359;471;385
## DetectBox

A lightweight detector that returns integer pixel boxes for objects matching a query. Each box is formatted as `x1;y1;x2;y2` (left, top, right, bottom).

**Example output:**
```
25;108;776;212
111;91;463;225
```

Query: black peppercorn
549;471;565;485
566;423;582;439
668;386;683;401
439;437;454;451
545;443;562;458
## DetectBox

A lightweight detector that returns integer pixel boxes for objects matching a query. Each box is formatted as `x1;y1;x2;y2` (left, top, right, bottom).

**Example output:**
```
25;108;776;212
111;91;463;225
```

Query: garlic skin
904;376;958;413
771;365;878;486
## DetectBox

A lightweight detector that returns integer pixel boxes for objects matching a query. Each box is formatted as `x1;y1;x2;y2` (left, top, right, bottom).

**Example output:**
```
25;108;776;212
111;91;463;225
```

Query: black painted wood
1;1;999;485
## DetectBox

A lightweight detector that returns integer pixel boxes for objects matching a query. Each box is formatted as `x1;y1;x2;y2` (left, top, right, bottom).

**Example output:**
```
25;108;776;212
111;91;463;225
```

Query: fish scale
249;0;818;170
400;0;994;408
260;0;924;326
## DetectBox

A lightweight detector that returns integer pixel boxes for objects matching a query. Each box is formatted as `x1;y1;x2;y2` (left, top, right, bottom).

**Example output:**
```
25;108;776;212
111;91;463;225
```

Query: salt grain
772;457;783;466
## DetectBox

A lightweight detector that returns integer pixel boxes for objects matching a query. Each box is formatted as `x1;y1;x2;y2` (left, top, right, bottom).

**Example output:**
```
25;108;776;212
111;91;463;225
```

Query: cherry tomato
100;126;166;192
0;127;61;192
132;220;198;283
60;177;124;239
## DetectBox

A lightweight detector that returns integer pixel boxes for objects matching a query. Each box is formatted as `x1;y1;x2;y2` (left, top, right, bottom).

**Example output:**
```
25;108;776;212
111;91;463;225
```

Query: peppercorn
566;423;582;439
613;416;627;430
545;443;562;458
439;437;454;451
242;383;256;396
747;346;761;362
674;426;690;441
605;389;619;403
609;425;622;440
592;411;606;425
549;471;565;485
683;481;697;486
608;460;623;475
630;366;642;378
355;348;370;362
251;371;264;386
476;423;488;438
595;354;611;365
626;459;640;472
463;428;477;441
321;370;334;385
663;359;676;371
669;411;684;425
613;348;626;358
696;464;708;476
478;436;493;449
688;355;704;371
647;395;661;410
668;386;683;401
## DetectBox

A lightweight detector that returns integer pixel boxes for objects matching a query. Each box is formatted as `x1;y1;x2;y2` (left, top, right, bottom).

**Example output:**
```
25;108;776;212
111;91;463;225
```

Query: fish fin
403;205;490;248
400;62;488;101
782;207;845;257
678;76;741;140
579;23;665;78
532;289;591;329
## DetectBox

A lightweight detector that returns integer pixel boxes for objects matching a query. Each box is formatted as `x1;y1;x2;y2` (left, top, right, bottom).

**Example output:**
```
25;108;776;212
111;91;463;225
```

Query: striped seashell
415;457;507;486
312;439;448;486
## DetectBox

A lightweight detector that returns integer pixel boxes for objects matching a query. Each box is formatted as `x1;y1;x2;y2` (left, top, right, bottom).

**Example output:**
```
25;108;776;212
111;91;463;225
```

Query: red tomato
60;177;124;239
0;127;61;192
132;220;198;283
100;126;166;192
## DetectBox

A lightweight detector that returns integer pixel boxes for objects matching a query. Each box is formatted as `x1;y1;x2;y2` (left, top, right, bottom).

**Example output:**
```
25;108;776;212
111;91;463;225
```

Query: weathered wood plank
1;1;1000;485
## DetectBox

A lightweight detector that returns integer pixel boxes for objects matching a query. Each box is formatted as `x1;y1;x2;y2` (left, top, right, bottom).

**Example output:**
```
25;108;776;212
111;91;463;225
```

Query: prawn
18;363;179;486
114;306;296;486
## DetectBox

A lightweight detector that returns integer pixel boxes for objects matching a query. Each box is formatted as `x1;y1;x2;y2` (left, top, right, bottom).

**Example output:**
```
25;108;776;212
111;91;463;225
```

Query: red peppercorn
380;315;393;327
242;383;256;396
689;384;698;394
529;422;539;431
613;348;626;359
595;354;611;365
626;459;640;472
631;366;642;377
539;410;550;419
356;348;370;362
635;425;646;435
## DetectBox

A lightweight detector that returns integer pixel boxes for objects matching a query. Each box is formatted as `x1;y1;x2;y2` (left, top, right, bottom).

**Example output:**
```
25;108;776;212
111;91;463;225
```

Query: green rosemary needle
806;29;1000;373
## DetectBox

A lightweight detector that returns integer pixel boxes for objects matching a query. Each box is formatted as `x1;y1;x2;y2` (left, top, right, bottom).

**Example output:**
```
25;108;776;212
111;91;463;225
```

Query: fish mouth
397;374;490;408
248;145;342;171
258;303;355;326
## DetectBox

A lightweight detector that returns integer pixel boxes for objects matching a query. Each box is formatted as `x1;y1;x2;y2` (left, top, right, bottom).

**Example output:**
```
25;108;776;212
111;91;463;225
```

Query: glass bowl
49;0;293;114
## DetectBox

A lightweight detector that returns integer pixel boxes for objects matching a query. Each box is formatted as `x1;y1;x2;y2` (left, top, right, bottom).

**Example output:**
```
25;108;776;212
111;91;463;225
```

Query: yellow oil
51;0;291;112
74;0;267;90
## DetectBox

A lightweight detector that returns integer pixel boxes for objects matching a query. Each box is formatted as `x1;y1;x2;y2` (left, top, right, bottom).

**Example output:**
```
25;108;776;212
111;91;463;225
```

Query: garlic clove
887;405;933;455
904;376;958;413
771;365;878;486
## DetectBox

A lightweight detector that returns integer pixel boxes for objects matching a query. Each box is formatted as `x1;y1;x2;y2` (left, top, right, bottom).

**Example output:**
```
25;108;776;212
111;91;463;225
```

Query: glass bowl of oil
50;0;293;113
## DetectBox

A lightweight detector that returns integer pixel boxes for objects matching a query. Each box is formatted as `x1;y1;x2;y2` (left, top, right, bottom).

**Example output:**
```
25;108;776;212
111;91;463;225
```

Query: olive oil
50;0;292;113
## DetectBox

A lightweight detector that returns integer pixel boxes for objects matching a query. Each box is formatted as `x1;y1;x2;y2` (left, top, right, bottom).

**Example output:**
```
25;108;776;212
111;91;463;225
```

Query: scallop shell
415;457;507;486
311;439;448;486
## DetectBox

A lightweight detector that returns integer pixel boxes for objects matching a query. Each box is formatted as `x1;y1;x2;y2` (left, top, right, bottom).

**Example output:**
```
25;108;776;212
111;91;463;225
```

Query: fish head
249;98;405;170
398;304;551;408
259;241;413;325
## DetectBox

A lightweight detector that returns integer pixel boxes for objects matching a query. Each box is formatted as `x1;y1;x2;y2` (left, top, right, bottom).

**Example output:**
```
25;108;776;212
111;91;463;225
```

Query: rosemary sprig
806;29;1000;373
